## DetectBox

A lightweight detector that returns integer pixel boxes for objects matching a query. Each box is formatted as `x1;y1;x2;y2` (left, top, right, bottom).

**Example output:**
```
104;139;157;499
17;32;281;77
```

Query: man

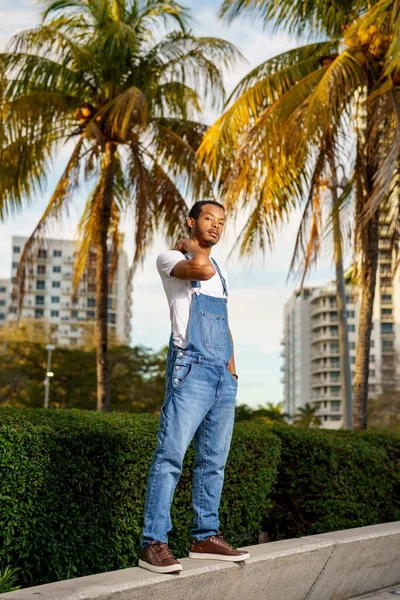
139;200;250;574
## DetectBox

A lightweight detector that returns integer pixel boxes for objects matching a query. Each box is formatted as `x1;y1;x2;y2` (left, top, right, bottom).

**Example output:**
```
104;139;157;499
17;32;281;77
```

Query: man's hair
188;201;225;233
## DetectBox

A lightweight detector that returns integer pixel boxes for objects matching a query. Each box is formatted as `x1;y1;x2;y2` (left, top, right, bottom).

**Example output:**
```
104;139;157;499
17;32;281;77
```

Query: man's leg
140;358;216;549
190;367;237;541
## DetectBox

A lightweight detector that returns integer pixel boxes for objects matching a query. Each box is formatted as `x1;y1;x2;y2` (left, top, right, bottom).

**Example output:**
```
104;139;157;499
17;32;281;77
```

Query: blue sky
0;0;338;408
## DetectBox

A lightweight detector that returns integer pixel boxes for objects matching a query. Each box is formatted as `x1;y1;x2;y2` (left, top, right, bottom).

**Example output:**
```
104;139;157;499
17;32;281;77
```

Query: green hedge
264;425;400;540
0;408;280;589
1;409;399;591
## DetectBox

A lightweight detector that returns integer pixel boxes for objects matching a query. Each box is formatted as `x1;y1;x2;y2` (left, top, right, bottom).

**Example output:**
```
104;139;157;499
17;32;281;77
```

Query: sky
0;0;339;408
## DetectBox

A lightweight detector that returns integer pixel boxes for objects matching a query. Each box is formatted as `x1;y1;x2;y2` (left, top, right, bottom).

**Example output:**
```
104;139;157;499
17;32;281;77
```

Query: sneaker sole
138;559;182;573
188;551;250;561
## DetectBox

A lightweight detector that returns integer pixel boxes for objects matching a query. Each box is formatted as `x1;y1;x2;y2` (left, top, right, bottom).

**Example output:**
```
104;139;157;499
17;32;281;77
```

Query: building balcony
311;351;340;360
310;318;338;331
309;304;339;318
311;379;341;389
311;331;339;342
311;364;340;374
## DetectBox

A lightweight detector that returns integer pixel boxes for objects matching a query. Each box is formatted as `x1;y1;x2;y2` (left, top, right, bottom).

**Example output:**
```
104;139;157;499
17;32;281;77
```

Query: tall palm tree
199;0;400;429
0;0;241;410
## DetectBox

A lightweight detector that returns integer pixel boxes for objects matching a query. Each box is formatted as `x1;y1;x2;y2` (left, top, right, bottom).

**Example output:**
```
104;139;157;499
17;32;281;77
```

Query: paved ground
352;587;400;599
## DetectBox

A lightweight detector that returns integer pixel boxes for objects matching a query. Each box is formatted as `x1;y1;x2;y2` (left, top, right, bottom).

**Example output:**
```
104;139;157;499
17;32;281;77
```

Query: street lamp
44;344;56;409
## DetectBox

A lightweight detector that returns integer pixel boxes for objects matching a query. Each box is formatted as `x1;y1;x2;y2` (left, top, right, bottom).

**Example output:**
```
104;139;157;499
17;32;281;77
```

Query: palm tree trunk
353;214;379;429
329;157;353;429
96;141;116;411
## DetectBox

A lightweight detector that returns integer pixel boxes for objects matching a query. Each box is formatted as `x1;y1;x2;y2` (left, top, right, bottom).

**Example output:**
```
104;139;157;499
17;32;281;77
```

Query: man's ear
187;217;194;230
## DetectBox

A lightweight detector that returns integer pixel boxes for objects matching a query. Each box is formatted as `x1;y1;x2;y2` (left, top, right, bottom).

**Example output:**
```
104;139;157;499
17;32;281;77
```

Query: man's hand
175;238;203;257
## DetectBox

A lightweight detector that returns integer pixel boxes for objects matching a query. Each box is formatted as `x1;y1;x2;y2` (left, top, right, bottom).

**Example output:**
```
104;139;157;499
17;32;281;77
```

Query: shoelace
150;542;175;560
210;532;231;548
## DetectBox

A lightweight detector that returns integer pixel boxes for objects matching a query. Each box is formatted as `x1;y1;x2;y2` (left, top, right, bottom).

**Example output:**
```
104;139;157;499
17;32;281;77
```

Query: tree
0;329;168;412
253;401;289;424
0;0;241;411
293;403;322;428
199;0;400;429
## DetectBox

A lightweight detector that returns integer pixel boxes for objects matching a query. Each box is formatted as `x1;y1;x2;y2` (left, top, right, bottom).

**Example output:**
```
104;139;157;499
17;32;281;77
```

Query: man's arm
170;238;216;281
228;327;237;376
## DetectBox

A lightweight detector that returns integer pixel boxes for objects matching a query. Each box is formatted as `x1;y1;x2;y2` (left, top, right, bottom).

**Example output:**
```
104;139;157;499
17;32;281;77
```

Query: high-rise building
281;274;393;429
1;236;132;347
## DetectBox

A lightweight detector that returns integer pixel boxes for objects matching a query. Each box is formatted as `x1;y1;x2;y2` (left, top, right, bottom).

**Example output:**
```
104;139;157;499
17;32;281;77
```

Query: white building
281;277;395;429
1;236;132;347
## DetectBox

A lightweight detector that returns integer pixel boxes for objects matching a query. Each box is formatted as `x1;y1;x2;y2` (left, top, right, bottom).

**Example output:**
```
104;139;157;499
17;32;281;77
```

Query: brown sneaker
138;541;182;574
188;531;250;562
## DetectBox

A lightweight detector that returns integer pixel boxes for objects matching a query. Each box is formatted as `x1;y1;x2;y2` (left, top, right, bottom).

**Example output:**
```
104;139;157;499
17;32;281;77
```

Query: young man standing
139;201;250;574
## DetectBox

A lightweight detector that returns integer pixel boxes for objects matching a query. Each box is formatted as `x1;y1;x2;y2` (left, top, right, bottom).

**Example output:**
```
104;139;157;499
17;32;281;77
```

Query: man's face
189;205;226;246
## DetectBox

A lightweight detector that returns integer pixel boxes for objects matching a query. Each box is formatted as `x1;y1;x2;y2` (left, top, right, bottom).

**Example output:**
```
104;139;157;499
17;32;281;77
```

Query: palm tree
253;401;289;424
199;0;400;429
293;403;322;427
0;0;241;410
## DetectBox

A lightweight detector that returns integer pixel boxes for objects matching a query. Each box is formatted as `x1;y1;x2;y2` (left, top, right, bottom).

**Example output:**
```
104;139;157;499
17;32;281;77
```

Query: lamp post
44;344;55;409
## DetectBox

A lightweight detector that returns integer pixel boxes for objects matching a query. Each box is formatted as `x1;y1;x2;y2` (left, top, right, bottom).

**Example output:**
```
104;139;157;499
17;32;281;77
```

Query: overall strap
210;257;228;297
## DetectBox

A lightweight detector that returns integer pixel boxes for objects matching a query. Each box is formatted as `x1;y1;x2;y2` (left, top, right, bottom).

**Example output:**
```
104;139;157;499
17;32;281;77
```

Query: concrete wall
1;522;399;600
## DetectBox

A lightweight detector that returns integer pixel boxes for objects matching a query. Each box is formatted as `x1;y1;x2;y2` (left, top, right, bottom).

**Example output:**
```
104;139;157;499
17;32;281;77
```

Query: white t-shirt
156;250;228;349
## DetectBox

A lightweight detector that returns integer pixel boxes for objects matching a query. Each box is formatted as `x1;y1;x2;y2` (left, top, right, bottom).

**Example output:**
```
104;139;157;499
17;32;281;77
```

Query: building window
348;324;356;332
36;280;45;290
51;310;59;317
381;294;392;302
51;296;60;303
0;286;6;293
53;266;62;273
87;298;95;308
53;250;62;257
330;415;342;421
381;323;393;333
12;262;19;269
88;311;95;319
71;338;78;345
52;281;61;288
35;308;44;318
37;265;46;275
382;340;394;350
0;300;5;307
370;369;375;378
351;356;356;364
347;310;355;318
38;249;47;259
331;401;341;412
349;342;356;349
71;310;78;319
13;246;20;253
9;306;17;314
371;339;374;348
35;295;45;306
0;313;4;320
370;355;375;362
381;308;392;316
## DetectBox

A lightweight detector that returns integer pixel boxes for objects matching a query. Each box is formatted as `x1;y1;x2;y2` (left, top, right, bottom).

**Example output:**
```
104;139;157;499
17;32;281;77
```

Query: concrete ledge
1;522;399;600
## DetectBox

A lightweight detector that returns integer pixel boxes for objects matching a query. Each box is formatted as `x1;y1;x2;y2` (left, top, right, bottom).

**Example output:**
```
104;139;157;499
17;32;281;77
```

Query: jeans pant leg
190;366;238;542
140;358;216;549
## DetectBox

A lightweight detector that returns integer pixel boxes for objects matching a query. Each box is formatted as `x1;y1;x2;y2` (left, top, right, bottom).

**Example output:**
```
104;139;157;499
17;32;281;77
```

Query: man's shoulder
156;250;187;278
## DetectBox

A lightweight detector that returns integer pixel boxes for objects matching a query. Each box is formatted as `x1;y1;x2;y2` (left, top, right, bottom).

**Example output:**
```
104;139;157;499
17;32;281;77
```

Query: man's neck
191;237;212;257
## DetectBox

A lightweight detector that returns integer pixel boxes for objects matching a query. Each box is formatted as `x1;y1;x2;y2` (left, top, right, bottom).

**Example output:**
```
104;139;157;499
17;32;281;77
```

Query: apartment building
281;278;391;429
1;236;132;347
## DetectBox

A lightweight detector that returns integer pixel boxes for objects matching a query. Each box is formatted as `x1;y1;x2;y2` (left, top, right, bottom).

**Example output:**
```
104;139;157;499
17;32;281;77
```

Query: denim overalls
140;257;238;548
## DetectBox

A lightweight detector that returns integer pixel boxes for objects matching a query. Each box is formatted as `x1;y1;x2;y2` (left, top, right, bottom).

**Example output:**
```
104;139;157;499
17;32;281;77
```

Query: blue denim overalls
140;257;238;548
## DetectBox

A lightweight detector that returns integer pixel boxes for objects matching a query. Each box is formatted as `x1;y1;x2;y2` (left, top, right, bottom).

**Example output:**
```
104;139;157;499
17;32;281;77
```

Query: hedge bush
264;425;400;540
0;408;280;589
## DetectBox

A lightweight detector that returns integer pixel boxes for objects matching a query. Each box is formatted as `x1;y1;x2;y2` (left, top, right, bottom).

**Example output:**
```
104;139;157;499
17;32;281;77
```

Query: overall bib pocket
201;310;226;350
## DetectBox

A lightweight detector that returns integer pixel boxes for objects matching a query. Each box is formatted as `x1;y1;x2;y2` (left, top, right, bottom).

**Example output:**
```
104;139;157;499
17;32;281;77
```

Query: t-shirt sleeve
156;250;186;278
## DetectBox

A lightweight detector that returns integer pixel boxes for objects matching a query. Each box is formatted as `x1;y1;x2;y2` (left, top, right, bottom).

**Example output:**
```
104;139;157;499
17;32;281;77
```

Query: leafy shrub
0;408;280;588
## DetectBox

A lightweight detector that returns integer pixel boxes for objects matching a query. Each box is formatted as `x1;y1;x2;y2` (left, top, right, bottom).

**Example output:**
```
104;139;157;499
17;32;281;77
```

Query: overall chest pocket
201;310;226;350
